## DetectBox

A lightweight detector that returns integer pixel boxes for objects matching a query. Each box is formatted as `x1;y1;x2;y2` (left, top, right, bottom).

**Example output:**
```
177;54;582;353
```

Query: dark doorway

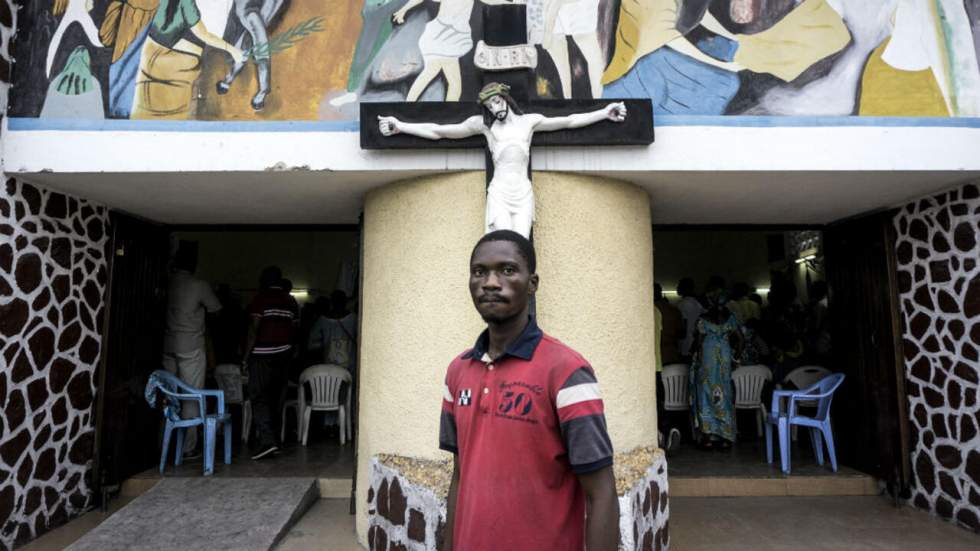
93;213;171;500
824;210;911;497
94;224;362;499
654;223;909;495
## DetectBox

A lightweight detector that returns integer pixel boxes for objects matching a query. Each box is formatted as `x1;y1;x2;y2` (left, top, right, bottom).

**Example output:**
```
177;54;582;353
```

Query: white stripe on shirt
556;383;602;409
263;309;296;317
252;344;292;355
444;384;453;402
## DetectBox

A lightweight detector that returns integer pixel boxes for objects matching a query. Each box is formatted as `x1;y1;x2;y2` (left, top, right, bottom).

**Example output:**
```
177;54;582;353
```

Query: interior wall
893;181;980;531
173;230;358;303
653;230;776;292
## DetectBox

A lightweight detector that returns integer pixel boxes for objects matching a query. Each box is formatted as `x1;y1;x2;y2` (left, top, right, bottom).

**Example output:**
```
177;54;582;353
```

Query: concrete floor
20;498;135;551
275;499;361;550
23;493;979;550
133;436;356;480
670;496;980;550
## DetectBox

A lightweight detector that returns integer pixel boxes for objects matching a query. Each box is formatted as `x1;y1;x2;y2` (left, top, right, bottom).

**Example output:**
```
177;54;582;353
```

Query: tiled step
121;476;353;499
670;474;879;497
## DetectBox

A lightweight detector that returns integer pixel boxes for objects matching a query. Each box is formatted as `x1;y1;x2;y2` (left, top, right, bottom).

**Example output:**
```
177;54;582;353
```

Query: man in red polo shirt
440;230;619;550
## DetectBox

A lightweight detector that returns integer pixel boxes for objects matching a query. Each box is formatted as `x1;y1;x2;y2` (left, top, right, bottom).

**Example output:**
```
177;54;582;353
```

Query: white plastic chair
661;364;690;411
280;381;302;444
297;364;352;446
781;366;831;440
732;365;772;437
214;364;251;444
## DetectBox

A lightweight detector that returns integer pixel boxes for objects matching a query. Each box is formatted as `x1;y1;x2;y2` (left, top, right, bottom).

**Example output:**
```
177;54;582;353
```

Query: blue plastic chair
150;370;232;476
764;373;845;474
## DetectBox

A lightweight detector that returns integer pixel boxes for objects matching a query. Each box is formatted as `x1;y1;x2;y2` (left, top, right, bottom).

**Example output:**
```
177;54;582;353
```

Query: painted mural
9;0;980;121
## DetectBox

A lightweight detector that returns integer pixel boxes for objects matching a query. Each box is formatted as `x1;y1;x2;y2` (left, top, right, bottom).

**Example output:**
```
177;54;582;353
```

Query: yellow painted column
357;171;657;541
356;172;486;540
532;172;658;453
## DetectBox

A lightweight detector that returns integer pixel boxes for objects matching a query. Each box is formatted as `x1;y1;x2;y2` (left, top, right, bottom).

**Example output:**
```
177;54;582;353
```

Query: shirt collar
464;316;543;362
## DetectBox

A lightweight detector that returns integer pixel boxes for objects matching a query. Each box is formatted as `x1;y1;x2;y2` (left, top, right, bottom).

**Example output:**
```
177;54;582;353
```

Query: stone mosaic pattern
0;178;110;550
368;459;446;551
893;182;980;531
619;452;669;551
368;453;670;550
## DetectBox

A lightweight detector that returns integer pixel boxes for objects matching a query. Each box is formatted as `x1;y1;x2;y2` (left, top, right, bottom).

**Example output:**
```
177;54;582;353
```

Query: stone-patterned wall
367;454;670;550
0;179;110;550
893;182;980;531
367;459;446;551
619;454;670;551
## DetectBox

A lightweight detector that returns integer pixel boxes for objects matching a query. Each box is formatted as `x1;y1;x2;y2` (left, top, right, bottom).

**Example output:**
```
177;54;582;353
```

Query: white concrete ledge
5;121;980;175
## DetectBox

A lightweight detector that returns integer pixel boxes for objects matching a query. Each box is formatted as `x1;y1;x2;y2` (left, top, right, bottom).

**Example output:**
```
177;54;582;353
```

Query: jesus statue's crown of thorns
478;82;511;104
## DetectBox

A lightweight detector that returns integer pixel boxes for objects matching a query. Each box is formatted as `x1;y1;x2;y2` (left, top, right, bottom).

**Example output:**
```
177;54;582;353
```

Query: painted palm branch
245;16;325;60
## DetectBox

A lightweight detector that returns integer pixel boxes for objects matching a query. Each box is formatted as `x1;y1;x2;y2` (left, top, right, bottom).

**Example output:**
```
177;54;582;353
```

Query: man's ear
529;274;539;295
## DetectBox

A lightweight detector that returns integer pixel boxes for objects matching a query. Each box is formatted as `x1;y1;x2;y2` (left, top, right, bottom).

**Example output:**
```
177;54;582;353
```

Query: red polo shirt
439;317;614;550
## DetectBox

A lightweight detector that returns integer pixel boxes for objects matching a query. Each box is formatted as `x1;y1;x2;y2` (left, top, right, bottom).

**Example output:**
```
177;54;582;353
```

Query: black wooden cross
360;3;654;157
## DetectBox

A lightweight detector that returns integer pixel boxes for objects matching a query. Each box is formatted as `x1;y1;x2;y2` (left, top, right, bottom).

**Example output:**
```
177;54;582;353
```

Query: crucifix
360;1;654;238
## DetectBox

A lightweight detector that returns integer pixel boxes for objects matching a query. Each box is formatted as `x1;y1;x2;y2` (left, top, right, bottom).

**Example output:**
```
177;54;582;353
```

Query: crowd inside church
161;245;358;461
654;274;831;452
161;240;835;462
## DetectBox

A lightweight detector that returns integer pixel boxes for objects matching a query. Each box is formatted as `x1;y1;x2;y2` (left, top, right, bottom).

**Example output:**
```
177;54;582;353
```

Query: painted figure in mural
528;0;604;99
377;82;626;237
46;0;105;78
215;0;288;111
860;0;980;117
392;0;515;102
331;0;402;108
99;0;160;118
131;0;244;119
745;0;896;115
391;0;473;101
41;46;105;119
745;0;980;117
602;0;850;115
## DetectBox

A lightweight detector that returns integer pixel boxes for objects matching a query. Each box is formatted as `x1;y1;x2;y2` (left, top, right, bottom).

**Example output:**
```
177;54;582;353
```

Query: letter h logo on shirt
458;389;472;406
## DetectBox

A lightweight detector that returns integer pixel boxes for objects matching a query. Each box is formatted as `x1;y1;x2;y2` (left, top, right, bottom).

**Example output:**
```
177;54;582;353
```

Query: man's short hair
259;265;283;289
174;241;198;273
471;230;536;274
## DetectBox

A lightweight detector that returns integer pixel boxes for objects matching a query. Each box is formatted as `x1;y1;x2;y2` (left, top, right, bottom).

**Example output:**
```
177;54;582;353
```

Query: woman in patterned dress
690;289;743;450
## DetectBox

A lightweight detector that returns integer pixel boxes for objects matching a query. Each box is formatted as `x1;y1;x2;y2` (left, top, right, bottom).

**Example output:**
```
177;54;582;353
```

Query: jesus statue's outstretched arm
532;102;628;132
378;115;484;140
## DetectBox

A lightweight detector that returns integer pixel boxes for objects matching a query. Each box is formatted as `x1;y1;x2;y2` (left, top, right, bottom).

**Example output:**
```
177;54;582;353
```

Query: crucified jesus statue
378;82;627;238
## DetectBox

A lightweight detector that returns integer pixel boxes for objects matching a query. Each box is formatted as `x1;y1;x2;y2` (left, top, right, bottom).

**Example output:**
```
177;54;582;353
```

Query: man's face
469;240;537;324
484;95;509;121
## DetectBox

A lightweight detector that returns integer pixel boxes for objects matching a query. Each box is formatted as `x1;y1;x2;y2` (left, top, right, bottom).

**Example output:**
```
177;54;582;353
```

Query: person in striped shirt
244;265;299;460
439;230;619;550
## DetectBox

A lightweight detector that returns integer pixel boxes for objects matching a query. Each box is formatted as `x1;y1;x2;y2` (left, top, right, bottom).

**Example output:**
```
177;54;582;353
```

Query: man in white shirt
676;277;704;359
162;244;222;457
